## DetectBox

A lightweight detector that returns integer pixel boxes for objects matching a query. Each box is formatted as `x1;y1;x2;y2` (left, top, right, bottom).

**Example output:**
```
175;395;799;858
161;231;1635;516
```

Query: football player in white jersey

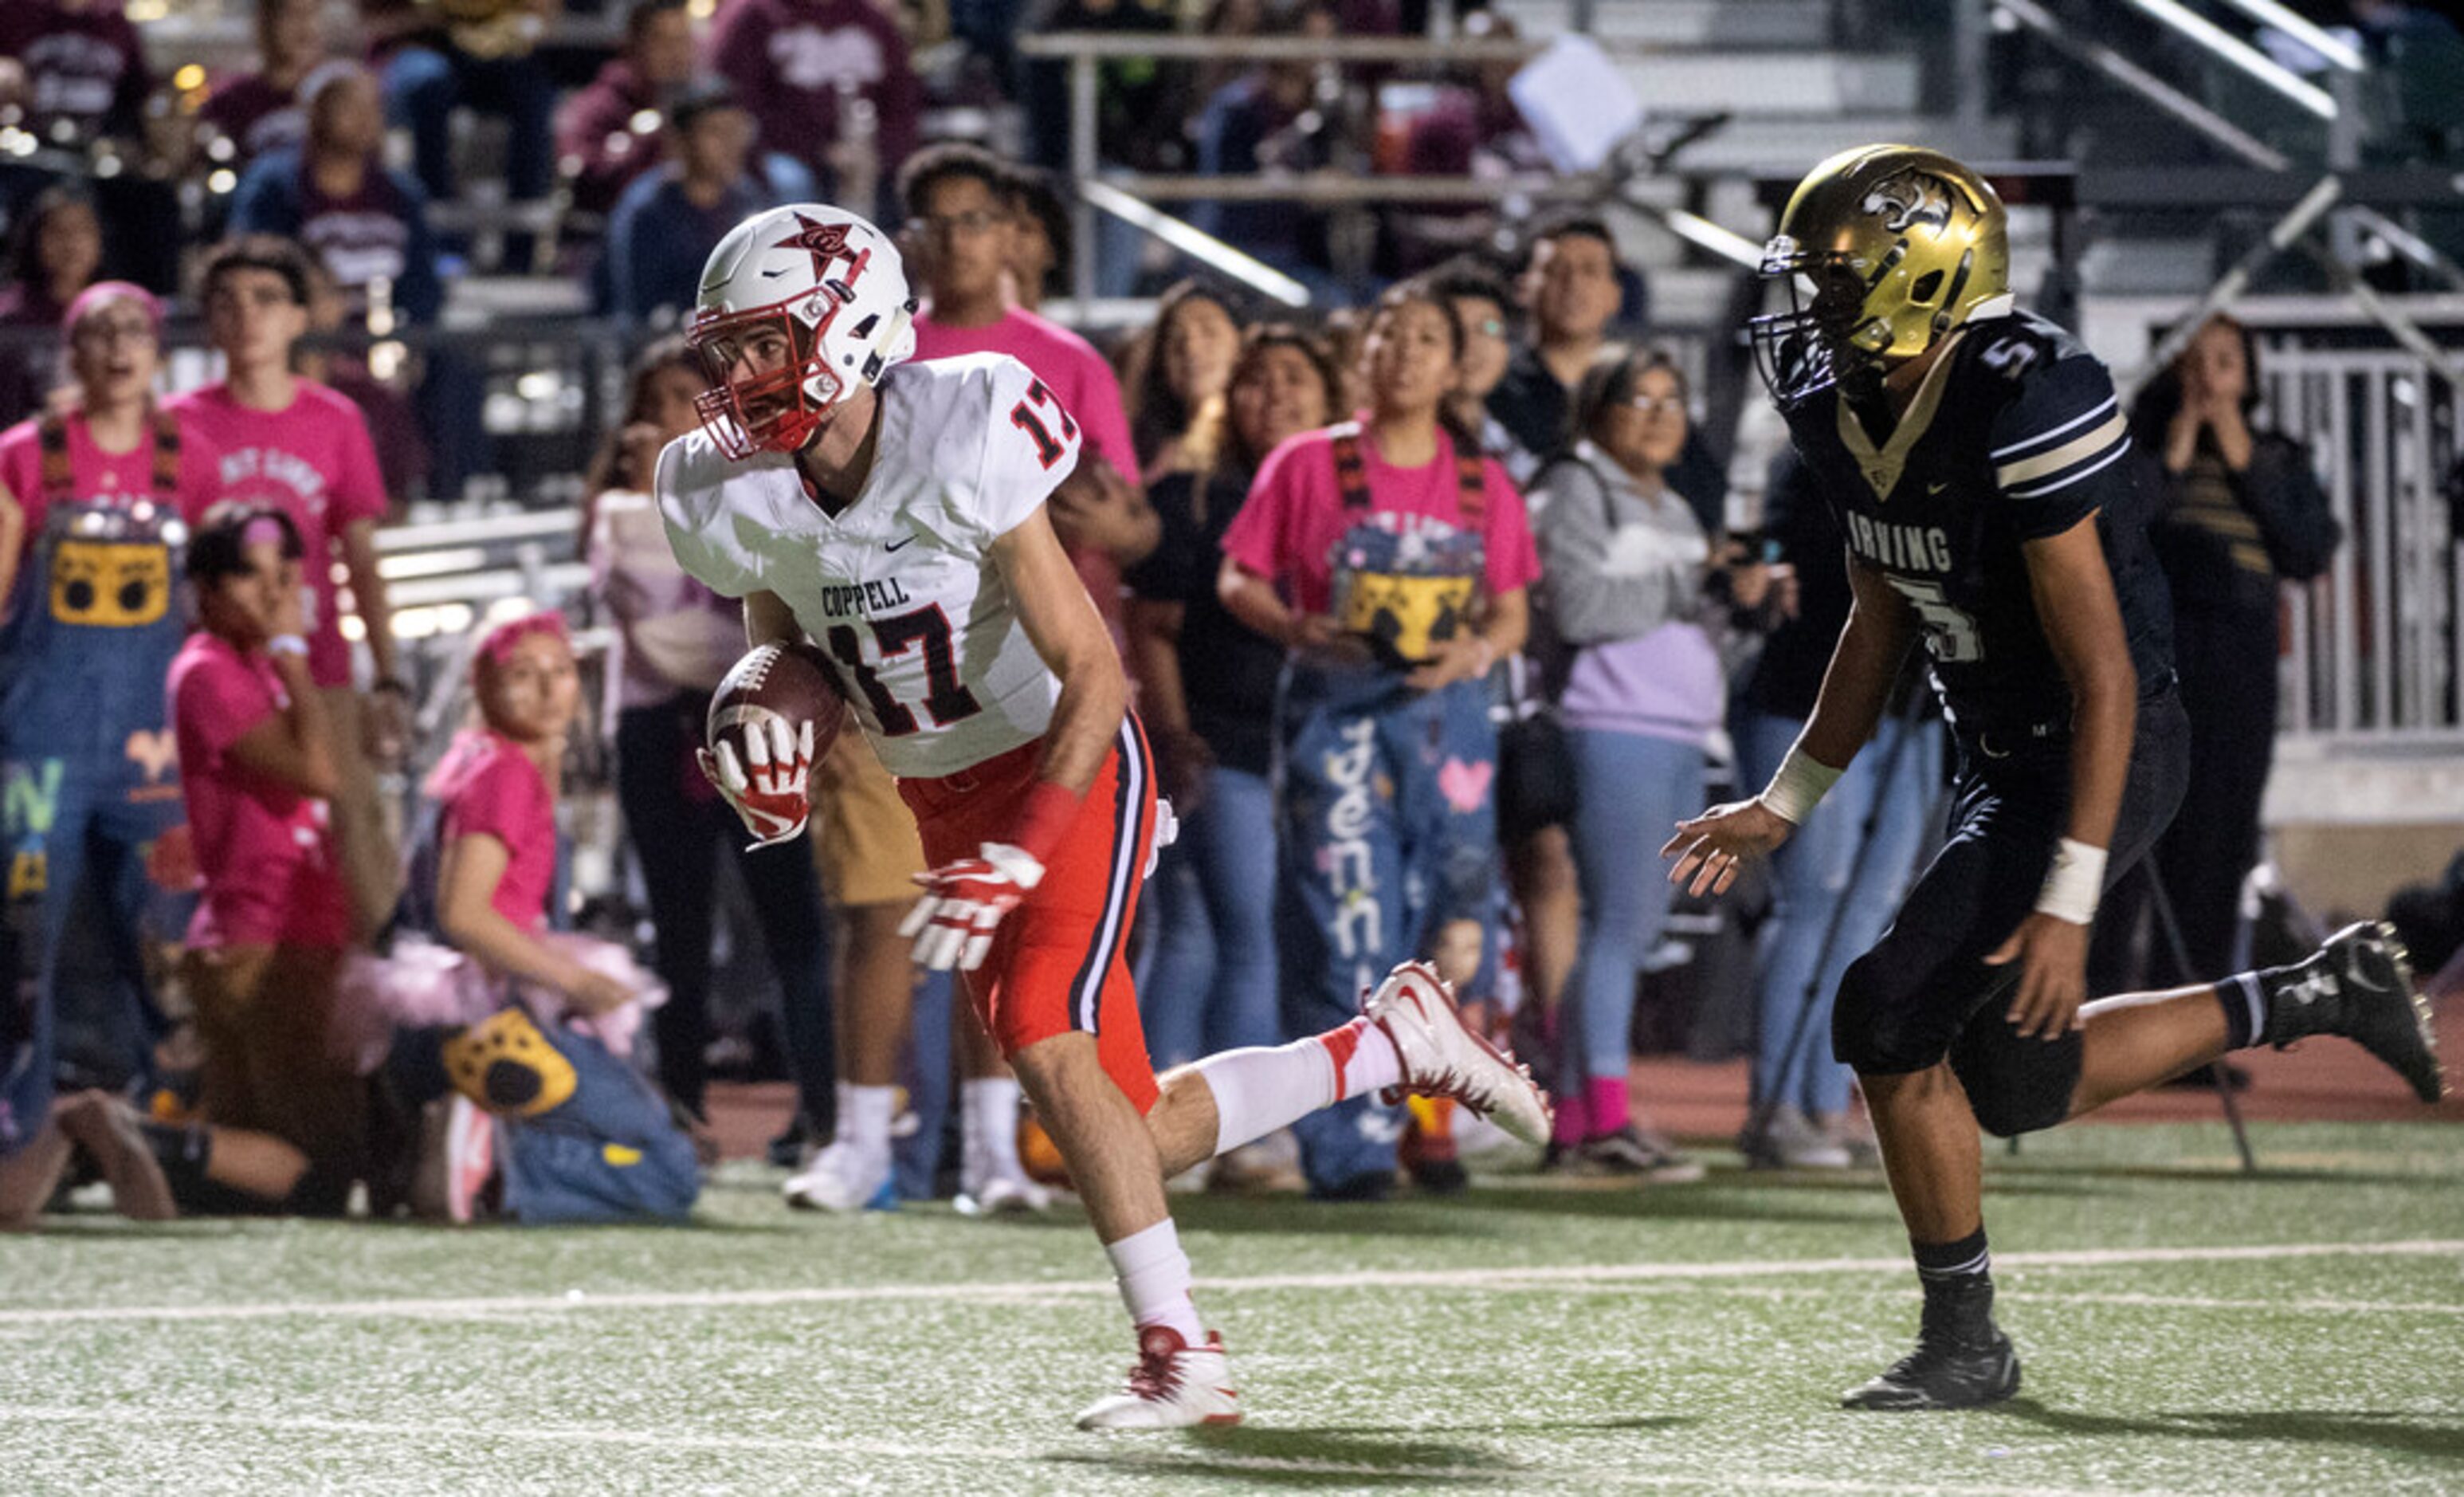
657;203;1554;1429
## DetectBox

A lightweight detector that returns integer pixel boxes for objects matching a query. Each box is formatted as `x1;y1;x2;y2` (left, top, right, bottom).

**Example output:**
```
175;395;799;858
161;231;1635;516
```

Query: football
706;639;846;769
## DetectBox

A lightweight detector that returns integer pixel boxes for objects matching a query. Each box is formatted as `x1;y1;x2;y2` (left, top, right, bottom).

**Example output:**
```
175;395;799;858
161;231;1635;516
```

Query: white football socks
1191;1018;1403;1158
1104;1218;1206;1342
962;1076;1027;1180
842;1083;896;1158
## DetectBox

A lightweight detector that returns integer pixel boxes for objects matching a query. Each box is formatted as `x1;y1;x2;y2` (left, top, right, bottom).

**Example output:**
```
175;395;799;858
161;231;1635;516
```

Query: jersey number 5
826;606;984;737
1886;576;1985;663
1008;379;1080;470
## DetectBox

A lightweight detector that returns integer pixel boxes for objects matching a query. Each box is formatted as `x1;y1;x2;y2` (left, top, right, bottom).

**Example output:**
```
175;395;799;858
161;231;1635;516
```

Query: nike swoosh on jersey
885;535;916;552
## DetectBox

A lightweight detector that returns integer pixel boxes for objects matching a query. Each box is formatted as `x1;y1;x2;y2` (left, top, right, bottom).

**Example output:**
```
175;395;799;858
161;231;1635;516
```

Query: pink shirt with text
426;729;558;932
168;631;352;949
167;380;389;687
1220;422;1540;617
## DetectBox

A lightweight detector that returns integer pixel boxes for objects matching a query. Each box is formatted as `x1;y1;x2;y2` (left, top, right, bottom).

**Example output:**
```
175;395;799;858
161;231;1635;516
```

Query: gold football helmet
1749;144;2009;407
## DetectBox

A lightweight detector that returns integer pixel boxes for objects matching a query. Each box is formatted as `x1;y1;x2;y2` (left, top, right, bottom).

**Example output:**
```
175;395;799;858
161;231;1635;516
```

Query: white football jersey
657;353;1085;779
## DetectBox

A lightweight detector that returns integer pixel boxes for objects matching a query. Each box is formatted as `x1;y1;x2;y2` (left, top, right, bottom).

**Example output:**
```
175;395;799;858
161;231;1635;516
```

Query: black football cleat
1841;1322;2022;1411
2258;921;2446;1103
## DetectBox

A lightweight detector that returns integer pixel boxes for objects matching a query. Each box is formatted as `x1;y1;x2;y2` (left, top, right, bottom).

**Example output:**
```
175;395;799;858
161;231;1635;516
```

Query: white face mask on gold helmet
687;203;920;461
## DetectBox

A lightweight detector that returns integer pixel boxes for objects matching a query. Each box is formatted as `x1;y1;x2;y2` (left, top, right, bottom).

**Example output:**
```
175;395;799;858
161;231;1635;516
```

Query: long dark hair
1365;277;1483;459
2129;312;2262;446
6;184;100;309
1183;322;1340;525
1223;322;1339;476
1131;279;1246;473
582;335;697;537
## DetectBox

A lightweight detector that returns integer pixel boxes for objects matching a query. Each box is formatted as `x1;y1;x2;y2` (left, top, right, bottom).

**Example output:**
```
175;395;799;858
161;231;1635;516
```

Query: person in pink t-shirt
170;501;363;1214
897;146;1159;615
0;283;221;1172
169;235;406;944
1216;278;1540;1199
425;614;635;1016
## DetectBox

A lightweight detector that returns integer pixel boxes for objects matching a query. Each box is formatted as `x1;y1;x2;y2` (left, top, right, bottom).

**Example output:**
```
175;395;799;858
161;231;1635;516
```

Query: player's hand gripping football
901;843;1046;972
697;716;816;850
1661;797;1795;898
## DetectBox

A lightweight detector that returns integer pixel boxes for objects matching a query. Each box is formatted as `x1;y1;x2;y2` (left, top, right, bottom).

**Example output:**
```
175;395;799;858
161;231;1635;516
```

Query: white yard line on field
0;1239;2455;1328
0;1405;2211;1496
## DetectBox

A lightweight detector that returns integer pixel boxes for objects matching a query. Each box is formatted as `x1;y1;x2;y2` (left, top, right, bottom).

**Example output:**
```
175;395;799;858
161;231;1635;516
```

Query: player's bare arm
1216;556;1346;655
991;500;1128;798
1988;512;2137;1039
1665;554;1917;897
741;587;802;650
0;480;22;612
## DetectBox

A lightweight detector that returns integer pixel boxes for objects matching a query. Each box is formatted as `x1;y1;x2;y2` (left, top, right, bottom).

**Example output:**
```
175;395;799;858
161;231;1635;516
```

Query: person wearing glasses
0;282;224;1174
1528;347;1772;1182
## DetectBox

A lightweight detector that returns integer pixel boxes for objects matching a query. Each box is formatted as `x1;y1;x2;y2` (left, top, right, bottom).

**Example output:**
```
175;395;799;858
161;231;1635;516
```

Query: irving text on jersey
1843;513;1953;575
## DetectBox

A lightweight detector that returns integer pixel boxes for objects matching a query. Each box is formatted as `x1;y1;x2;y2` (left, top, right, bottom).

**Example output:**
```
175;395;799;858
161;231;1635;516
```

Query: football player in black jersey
1666;145;2446;1411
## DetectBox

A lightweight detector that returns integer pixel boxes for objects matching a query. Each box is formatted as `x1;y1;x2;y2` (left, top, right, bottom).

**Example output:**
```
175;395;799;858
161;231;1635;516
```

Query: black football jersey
1781;308;2173;736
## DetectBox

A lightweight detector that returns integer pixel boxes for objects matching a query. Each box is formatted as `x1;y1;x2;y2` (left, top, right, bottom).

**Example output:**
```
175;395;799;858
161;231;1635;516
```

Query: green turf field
4;1120;2460;1495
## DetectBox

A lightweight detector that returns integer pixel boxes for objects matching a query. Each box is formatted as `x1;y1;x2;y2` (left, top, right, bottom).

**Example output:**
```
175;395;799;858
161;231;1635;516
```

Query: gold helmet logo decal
1860;171;1954;235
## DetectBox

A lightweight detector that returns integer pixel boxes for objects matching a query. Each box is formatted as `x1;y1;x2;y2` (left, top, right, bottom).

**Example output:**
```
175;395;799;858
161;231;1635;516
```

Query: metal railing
1018;29;1642;307
2260;339;2462;745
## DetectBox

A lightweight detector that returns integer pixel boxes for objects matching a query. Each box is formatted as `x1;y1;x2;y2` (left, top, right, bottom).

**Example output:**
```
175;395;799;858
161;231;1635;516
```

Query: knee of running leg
1951;1050;2074;1138
1830;958;1925;1073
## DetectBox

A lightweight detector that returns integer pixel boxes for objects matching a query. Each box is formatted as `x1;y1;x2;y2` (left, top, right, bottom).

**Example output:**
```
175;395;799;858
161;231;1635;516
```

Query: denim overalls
1276;426;1501;1192
1;413;194;1155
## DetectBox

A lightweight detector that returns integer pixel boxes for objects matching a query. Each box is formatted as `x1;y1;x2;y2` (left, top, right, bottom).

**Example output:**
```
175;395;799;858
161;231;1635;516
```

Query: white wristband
2035;838;2107;925
267;634;309;658
1759;745;1844;825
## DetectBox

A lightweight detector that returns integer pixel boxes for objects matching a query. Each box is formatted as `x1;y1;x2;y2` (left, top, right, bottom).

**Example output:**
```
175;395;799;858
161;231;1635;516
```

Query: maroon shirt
555;60;666;218
708;0;920;180
0;1;153;143
198;73;307;167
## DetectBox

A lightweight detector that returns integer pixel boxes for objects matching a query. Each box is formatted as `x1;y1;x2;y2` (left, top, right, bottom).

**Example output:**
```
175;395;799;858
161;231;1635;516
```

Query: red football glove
900;842;1046;972
696;716;816;850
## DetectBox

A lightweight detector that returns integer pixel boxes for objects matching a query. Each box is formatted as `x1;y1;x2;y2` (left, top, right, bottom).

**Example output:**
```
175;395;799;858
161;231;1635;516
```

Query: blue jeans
1277;666;1497;1189
1139;764;1279;1070
1557;729;1704;1097
892;969;955;1202
1738;710;1944;1115
500;1024;700;1225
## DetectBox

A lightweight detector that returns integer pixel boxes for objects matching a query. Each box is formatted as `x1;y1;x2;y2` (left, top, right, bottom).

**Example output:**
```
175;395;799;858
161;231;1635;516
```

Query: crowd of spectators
0;0;2380;1224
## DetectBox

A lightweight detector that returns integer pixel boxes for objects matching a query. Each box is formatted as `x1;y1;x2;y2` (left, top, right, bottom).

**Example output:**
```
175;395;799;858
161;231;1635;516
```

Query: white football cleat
1074;1326;1242;1430
783;1139;894;1212
955;1166;1051;1216
1362;961;1553;1147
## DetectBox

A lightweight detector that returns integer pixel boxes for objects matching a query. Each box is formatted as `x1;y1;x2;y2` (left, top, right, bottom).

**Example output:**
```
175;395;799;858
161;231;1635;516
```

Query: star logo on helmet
773;213;870;291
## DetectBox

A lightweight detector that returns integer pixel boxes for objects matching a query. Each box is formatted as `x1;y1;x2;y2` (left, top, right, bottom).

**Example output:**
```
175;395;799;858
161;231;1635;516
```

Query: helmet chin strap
854;300;917;388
